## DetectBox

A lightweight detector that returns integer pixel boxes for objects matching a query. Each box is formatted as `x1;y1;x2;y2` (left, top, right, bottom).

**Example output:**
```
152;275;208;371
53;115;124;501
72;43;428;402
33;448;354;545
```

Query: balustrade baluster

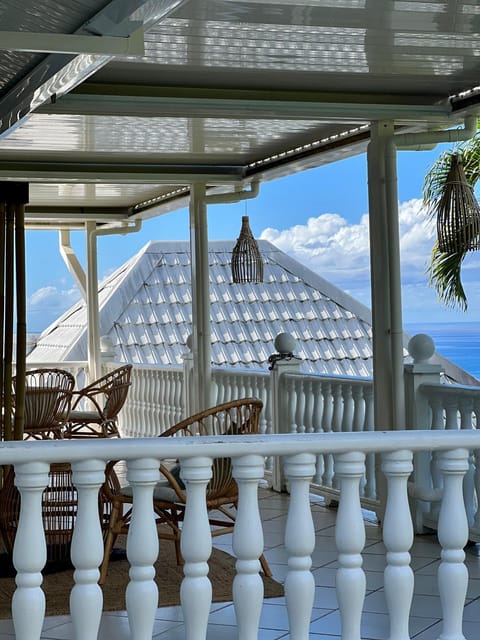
284;453;316;640
352;385;364;432
459;397;475;527
473;399;480;529
304;379;313;433
312;379;324;485
125;458;161;639
295;378;306;433
70;459;105;639
444;395;459;429
331;384;343;489
180;456;213;640
321;382;334;487
232;454;266;640
437;449;469;640
287;377;297;433
341;384;353;433
382;450;414;640
334;451;366;640
12;461;49;640
363;386;376;499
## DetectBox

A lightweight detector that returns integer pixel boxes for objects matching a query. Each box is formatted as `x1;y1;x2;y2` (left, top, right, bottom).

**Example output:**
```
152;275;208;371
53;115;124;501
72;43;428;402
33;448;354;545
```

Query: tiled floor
2;488;480;639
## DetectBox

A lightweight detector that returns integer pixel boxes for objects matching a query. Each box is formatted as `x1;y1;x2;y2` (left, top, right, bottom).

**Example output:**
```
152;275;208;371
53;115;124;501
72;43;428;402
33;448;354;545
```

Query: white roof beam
41;88;453;123
0;28;144;56
0;0;185;138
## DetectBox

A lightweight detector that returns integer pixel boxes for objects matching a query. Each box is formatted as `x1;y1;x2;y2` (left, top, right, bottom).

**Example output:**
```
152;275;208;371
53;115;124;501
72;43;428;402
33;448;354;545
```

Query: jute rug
0;541;283;618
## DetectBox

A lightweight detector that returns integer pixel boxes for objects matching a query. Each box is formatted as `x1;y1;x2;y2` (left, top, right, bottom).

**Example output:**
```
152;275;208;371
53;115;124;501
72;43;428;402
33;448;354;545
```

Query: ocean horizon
405;321;480;380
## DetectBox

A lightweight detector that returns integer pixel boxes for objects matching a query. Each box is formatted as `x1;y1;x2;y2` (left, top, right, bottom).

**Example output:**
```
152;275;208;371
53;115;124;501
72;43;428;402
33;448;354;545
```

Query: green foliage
422;127;480;309
427;243;467;310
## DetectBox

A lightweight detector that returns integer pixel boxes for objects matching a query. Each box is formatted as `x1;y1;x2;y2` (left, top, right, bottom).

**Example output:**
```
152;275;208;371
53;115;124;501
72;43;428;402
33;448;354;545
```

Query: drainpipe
368;114;477;433
59;220;141;382
189;181;260;413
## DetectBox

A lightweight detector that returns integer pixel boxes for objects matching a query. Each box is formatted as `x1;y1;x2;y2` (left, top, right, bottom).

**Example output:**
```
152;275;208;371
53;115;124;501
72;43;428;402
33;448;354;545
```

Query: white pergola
0;0;479;431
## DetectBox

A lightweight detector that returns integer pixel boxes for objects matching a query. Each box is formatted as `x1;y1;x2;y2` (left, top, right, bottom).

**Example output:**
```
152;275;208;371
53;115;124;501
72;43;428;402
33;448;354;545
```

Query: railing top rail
283;371;373;385
420;381;480;396
2;429;480;466
212;366;269;378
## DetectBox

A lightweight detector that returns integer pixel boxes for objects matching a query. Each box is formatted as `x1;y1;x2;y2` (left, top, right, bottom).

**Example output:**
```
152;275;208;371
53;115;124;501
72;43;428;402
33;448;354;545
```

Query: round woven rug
0;541;283;618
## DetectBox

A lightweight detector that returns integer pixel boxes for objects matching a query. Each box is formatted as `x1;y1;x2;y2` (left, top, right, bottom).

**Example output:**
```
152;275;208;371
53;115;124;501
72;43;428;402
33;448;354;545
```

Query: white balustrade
2;431;480;639
70;459;106;639
180;456;213;640
284;453;316;640
334;451;366;640
437;449;469;640
125;458;161;638
382;450;414;640
232;454;266;640
12;461;49;640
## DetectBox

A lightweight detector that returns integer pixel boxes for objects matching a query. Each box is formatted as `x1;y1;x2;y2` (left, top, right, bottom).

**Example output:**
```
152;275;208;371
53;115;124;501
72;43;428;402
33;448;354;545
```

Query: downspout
189;181;260;413
369;114;478;433
59;221;141;381
392;114;477;420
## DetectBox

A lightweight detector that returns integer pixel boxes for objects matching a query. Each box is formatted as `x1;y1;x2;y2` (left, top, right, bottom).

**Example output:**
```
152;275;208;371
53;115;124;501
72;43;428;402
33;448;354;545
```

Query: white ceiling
0;0;479;226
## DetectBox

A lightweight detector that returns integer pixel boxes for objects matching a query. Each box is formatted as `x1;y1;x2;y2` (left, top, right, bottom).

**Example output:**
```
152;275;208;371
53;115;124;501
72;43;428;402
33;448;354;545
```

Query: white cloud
260;198;480;322
27;285;81;332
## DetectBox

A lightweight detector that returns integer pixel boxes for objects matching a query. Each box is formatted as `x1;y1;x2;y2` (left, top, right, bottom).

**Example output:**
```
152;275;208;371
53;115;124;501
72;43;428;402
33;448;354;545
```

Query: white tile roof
28;239;478;384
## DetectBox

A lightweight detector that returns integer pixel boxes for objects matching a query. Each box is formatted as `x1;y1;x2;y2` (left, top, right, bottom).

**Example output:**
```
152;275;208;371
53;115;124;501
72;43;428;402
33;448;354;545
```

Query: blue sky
26;144;480;333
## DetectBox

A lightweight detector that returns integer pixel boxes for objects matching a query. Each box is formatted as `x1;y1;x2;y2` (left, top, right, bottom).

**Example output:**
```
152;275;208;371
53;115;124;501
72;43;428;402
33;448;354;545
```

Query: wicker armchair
64;364;132;438
99;397;271;584
13;368;75;440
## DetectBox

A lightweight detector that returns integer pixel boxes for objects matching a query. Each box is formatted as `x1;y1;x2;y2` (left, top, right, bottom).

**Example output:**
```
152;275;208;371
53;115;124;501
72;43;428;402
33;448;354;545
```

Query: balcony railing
2;429;480;640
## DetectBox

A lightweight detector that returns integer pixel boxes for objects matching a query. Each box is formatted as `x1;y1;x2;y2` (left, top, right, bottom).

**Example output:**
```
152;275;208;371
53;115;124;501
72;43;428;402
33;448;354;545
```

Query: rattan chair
99;397;271;584
64;364;132;438
13;368;75;440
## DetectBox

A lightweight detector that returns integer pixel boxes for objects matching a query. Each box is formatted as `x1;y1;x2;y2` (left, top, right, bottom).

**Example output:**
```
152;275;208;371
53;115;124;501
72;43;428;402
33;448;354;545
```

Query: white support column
189;183;212;414
85;221;100;382
367;120;405;431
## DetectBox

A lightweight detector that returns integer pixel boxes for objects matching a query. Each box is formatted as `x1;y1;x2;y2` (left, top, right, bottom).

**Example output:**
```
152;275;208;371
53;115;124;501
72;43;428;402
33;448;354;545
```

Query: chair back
14;368;75;433
160;398;262;503
81;364;132;419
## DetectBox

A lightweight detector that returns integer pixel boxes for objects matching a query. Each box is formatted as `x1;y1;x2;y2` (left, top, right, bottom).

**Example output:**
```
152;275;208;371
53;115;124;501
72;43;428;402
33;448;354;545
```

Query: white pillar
189;183;212;414
367;121;405;431
86;221;100;382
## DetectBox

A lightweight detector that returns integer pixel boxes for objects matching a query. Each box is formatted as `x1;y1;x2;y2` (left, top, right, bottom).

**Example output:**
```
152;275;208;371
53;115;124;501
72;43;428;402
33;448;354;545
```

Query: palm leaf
427;243;467;310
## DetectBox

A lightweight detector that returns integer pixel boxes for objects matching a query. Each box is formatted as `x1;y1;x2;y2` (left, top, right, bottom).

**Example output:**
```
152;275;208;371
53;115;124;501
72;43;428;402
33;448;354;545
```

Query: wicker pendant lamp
231;216;264;283
436;154;480;253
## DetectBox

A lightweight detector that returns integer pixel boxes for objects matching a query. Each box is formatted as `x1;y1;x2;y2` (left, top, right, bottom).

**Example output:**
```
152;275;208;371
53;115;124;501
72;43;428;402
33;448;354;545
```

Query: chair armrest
159;463;187;501
70;388;106;415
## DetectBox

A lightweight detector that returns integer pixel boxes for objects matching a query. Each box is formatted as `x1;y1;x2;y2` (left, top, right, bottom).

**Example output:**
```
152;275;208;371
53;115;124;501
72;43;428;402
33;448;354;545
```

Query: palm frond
427;244;467;310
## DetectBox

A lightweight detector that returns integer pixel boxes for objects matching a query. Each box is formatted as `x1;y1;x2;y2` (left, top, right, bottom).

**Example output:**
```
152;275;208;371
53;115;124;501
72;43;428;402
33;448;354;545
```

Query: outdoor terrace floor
2;487;480;639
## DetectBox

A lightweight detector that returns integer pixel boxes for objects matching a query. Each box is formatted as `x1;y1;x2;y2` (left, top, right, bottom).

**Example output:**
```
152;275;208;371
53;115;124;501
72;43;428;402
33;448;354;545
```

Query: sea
405;322;480;381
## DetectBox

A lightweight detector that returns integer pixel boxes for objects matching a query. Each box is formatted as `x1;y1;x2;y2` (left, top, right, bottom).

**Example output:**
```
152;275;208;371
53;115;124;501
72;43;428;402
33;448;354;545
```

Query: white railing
118;364;184;437
2;429;480;640
279;371;376;505
414;381;480;539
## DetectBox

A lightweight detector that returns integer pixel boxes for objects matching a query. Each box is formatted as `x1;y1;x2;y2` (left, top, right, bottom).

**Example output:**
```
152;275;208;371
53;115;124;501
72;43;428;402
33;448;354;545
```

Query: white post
269;332;301;492
86;221;100;382
404;333;443;532
189;183;212;414
182;335;194;418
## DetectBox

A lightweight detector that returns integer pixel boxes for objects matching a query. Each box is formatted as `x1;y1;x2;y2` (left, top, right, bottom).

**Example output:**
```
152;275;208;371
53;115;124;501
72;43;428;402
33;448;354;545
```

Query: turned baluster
382;450;414;640
70;459;105;639
335;451;366;640
125;458;161;639
284;453;316;640
437;448;469;640
12;461;49;640
232;454;266;640
180;456;213;640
